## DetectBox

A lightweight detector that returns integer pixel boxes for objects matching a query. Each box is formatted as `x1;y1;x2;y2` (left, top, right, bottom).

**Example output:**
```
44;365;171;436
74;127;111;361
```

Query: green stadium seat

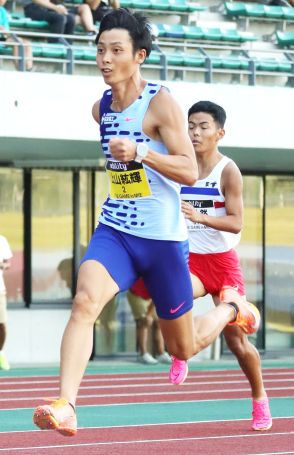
183;25;204;40
162;24;185;38
130;0;151;8
9;17;29;28
25;19;49;29
152;23;166;37
73;48;86;59
187;2;206;13
183;54;205;66
41;46;67;58
256;58;279;71
169;0;189;12
150;0;170;10
83;48;97;60
277;60;292;72
281;6;294;20
276;31;294;46
243;4;265;17
220;28;241;42
220;55;245;69
201;27;222;41
0;44;13;55
238;31;257;42
264;5;284;19
32;44;44;57
166;52;185;65
145;51;161;64
224;2;246;17
119;0;133;6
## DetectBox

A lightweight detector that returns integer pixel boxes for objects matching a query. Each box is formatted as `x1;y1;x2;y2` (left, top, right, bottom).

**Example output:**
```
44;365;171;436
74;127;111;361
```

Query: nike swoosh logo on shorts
170;301;186;314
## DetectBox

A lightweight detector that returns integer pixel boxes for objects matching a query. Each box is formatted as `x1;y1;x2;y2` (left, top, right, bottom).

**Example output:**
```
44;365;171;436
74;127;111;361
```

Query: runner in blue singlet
33;9;260;437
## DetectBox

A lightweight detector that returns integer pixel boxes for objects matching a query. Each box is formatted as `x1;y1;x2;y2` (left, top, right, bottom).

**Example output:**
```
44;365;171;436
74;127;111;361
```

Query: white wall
0;70;293;149
6;308;70;365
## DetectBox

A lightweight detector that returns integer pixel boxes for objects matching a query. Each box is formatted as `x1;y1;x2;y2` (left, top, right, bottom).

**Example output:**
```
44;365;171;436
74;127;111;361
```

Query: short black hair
188;101;226;128
95;8;152;58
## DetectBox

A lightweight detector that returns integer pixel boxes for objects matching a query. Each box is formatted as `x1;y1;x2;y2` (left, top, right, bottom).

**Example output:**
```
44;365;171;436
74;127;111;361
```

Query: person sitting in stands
23;0;97;44
85;0;120;24
0;0;33;70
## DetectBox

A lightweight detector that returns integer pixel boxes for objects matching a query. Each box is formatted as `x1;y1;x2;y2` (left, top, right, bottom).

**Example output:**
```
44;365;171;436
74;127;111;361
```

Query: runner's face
96;29;144;84
188;112;224;154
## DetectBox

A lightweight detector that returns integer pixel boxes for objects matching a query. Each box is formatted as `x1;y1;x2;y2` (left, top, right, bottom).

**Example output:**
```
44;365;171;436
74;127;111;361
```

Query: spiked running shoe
220;286;261;335
33;398;77;436
252;397;272;431
169;356;188;385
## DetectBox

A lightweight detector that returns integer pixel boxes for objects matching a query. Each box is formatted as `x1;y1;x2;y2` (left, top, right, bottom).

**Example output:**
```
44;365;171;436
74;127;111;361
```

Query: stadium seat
150;0;170;10
243;4;266;17
276;31;294;46
183;25;204;40
224;2;294;21
145;51;162;65
281;7;294;20
161;24;185;39
129;0;150;8
224;2;246;17
264;5;284;19
0;44;13;56
201;27;223;41
169;0;189;12
183;54;205;67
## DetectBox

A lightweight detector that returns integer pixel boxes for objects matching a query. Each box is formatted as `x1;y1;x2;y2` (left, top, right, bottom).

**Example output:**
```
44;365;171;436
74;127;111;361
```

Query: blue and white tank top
98;82;187;241
181;156;241;253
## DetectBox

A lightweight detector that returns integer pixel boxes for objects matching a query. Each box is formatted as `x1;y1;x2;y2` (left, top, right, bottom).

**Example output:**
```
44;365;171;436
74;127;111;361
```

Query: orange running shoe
33;398;77;436
220;286;261;335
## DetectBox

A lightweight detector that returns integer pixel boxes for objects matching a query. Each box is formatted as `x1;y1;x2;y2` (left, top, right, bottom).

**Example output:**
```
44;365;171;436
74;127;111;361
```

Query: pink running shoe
252;397;272;431
33;398;77;436
169;356;188;385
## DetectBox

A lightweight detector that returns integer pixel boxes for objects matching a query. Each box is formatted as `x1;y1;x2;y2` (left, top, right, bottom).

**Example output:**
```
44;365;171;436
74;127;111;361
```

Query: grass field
1;206;294;250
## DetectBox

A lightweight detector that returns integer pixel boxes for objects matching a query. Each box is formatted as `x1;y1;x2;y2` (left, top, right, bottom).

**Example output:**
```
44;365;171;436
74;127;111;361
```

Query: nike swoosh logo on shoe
170;301;186;314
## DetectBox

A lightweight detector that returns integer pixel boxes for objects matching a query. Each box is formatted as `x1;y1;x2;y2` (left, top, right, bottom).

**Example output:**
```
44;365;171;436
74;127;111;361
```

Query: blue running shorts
81;223;193;320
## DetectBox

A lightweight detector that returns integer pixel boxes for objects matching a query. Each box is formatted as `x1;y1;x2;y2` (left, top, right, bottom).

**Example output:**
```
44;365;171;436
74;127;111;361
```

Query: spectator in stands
85;0;120;24
23;0;97;44
0;0;33;70
127;278;171;365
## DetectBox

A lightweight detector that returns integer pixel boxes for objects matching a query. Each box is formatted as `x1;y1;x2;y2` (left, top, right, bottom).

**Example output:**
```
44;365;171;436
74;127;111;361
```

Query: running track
0;360;294;454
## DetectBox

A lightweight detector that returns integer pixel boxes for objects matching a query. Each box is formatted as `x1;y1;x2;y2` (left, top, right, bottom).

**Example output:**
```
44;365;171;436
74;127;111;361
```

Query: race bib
106;160;152;199
184;199;216;230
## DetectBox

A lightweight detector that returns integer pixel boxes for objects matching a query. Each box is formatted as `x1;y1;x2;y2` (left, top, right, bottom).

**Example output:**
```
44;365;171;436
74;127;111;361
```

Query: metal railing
1;29;294;86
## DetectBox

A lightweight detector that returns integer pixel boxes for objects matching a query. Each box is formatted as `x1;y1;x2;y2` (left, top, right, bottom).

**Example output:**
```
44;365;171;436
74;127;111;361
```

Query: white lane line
1;430;294;451
1;378;294;394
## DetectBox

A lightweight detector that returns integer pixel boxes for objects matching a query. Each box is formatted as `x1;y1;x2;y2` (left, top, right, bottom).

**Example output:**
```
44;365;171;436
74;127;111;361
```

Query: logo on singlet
101;114;117;124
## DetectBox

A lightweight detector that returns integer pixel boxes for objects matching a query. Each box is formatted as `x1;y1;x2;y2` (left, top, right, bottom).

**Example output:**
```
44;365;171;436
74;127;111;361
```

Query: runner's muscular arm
141;88;198;185
182;162;243;234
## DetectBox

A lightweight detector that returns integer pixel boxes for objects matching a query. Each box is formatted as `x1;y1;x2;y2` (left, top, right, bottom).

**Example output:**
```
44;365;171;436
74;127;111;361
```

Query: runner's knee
72;291;101;323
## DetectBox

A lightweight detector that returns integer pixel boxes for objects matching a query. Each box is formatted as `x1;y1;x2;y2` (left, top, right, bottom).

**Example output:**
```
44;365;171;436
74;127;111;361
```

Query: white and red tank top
181;156;241;253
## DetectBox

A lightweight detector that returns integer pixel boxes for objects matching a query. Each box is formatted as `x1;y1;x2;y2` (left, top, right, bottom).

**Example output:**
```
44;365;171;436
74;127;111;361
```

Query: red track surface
1;369;293;409
0;368;294;454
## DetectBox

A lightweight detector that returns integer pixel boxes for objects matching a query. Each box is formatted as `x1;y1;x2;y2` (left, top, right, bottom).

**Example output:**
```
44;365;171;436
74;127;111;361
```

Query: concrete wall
6;308;70;365
0;70;293;149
